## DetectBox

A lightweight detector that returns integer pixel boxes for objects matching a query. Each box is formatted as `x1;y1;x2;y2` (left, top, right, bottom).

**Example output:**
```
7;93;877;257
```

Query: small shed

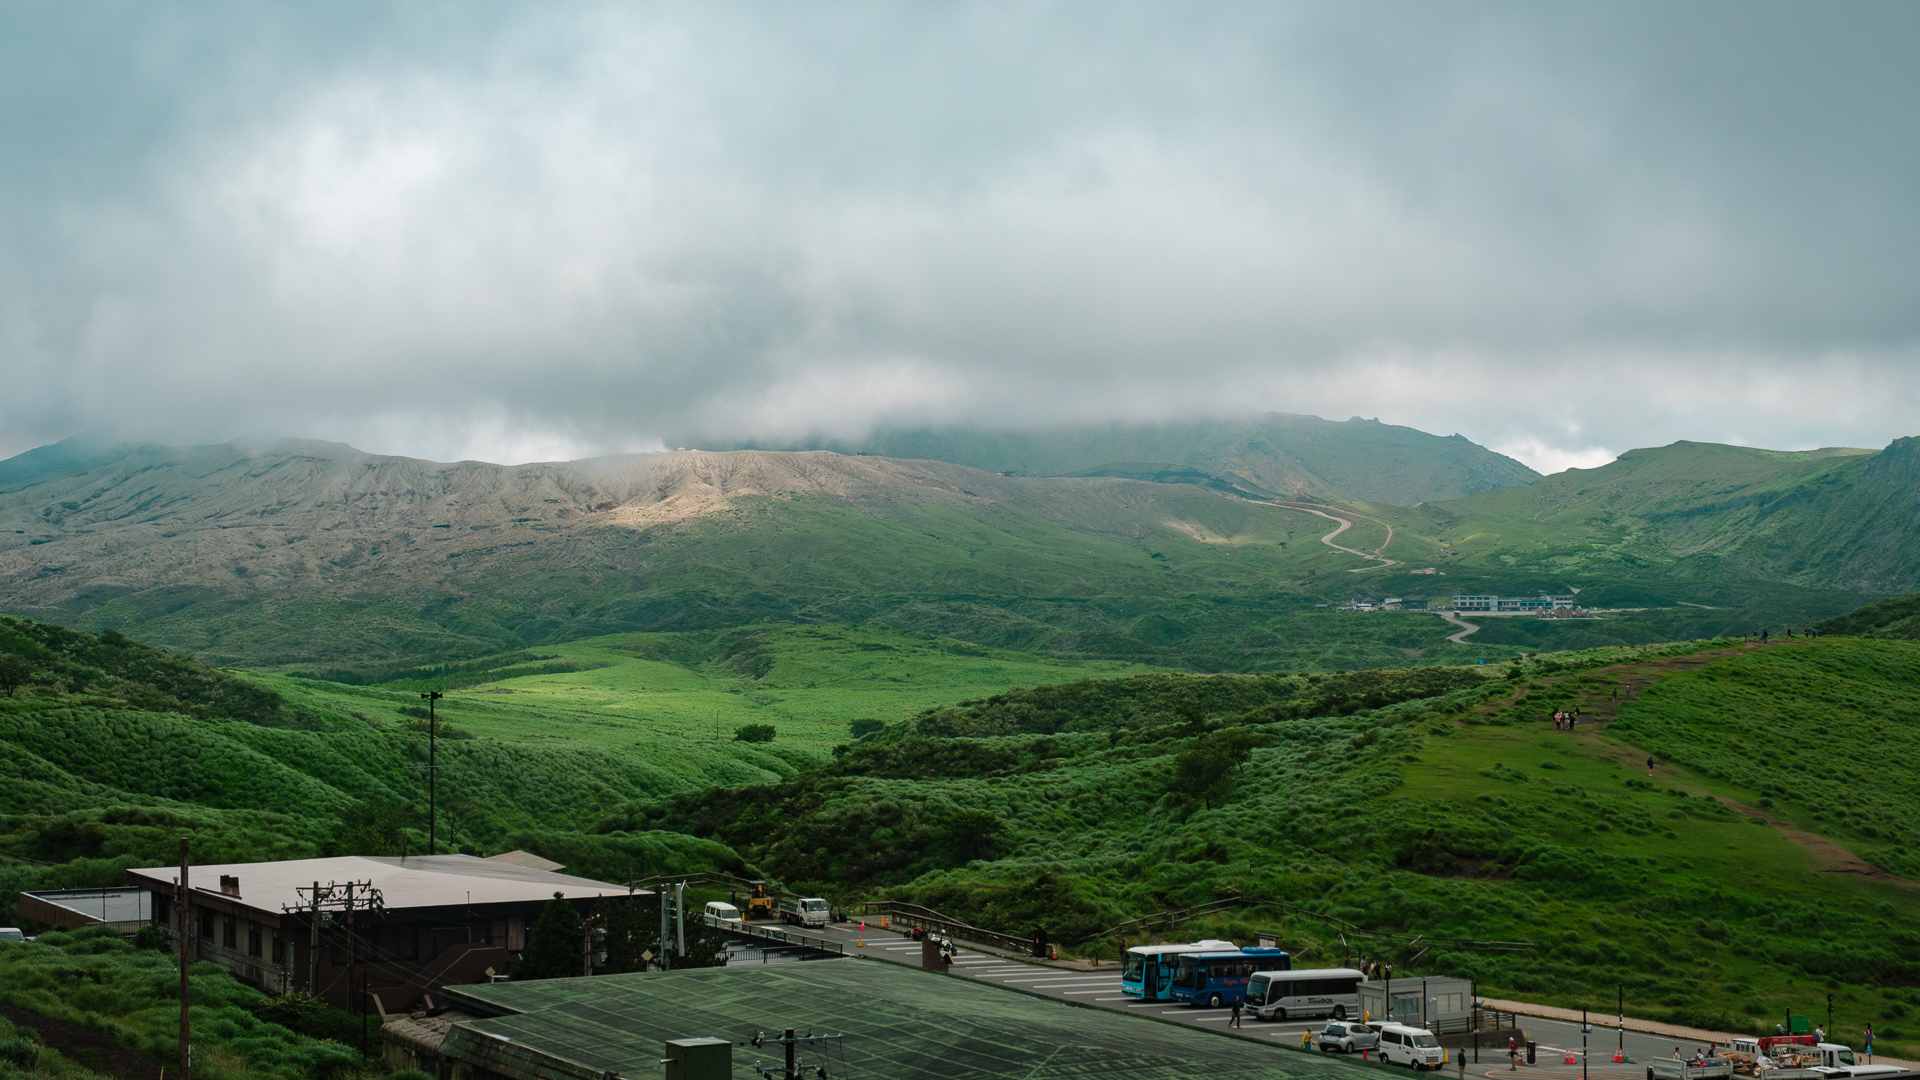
1358;976;1473;1032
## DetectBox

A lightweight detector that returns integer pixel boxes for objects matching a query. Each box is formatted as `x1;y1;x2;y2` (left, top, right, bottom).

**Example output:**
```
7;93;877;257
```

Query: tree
1168;731;1256;812
515;893;585;980
326;799;410;856
849;718;884;739
594;894;656;974
734;724;776;743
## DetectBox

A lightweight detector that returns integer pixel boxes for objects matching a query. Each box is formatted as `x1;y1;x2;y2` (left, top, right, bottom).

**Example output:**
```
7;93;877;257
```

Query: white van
703;901;741;923
1246;967;1363;1022
1376;1024;1444;1069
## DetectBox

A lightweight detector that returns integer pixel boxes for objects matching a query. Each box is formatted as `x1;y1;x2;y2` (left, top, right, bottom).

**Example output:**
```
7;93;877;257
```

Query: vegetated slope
0;614;757;925
1400;438;1920;595
0;437;1455;668
699;412;1542;505
1816;590;1920;639
633;638;1920;1052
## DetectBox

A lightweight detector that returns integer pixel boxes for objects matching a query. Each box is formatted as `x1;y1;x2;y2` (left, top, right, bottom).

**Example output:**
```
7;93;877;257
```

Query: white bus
1245;966;1364;1021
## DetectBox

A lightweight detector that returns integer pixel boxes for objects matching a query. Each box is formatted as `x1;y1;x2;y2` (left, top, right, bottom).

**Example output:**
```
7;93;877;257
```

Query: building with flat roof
124;855;633;1012
387;957;1379;1080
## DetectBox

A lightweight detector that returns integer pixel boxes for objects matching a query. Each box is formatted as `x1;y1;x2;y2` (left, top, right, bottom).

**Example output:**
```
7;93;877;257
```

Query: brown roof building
123;854;635;1013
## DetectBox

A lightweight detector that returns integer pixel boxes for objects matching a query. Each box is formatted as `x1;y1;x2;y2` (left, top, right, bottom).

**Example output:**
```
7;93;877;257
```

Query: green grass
631;635;1920;1056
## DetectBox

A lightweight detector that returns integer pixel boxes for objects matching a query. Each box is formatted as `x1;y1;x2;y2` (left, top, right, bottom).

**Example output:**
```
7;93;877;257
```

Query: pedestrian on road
1509;1036;1519;1071
1815;1026;1826;1045
1866;1025;1874;1062
1459;1050;1468;1080
1230;999;1242;1028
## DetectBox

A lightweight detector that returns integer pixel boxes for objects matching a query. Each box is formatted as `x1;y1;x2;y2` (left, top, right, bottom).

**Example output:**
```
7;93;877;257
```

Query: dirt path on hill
1464;640;1920;886
1268;501;1401;571
0;1002;160;1080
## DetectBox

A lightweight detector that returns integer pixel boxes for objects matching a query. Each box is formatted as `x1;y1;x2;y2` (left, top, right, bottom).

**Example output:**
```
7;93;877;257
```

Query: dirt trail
1268;501;1400;571
1467;641;1920;886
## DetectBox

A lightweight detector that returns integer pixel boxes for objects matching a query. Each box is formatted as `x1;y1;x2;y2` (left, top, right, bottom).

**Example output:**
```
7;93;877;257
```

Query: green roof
437;957;1381;1080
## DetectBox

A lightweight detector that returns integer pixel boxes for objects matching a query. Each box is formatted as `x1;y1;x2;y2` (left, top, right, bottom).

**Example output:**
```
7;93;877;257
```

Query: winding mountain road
1270;501;1399;571
1437;610;1481;643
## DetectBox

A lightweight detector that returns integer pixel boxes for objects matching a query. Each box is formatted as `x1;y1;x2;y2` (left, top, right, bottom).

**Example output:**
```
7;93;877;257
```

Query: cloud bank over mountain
4;2;1918;470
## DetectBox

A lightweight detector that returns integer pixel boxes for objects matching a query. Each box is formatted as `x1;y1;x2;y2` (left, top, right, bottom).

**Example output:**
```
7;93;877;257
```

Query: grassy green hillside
633;636;1920;1053
1390;437;1920;598
1816;590;1920;639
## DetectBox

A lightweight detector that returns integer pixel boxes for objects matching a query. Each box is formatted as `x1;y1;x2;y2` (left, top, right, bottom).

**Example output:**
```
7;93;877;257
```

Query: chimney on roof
219;875;240;897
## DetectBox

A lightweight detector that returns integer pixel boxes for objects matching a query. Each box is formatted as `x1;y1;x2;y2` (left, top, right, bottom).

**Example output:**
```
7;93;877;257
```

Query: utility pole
177;838;191;1080
747;1030;847;1080
1619;986;1625;1051
659;887;672;971
1582;1006;1590;1080
283;881;383;1010
421;692;443;854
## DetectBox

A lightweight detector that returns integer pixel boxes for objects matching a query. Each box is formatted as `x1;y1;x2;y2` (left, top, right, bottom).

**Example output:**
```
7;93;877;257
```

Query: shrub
734;724;776;743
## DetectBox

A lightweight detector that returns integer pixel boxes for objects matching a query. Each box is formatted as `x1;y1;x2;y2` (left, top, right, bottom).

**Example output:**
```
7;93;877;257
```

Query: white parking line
1163;1009;1229;1016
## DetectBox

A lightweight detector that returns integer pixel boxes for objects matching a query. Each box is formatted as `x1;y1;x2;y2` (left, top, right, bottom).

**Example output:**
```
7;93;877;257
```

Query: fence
704;914;845;956
852;901;1040;957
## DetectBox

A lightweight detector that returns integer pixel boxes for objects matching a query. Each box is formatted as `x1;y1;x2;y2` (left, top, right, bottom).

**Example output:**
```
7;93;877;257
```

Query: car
0;929;26;943
1318;1022;1380;1054
1376;1024;1445;1069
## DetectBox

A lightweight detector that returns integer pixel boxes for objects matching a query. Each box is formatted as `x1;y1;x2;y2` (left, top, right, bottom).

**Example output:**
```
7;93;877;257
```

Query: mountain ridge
696;412;1541;505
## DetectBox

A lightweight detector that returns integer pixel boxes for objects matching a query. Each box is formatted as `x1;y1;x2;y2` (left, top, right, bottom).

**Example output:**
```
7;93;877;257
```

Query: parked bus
1169;947;1292;1008
1245;966;1364;1021
1119;940;1238;1000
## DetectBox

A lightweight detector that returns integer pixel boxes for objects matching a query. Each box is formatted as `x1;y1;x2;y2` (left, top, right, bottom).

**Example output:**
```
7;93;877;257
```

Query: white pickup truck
1724;1038;1903;1080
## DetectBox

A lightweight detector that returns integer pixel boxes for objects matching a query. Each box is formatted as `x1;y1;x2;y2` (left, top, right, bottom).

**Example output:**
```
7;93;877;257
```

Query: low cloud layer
4;3;1918;472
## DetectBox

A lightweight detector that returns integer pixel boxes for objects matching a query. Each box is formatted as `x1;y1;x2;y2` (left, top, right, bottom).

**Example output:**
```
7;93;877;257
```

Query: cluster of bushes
0;926;362;1080
0;617;283;723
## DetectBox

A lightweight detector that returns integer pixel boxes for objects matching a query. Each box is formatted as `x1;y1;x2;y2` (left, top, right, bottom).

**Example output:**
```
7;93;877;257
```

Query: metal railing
1082;895;1536;953
704;914;844;955
852;901;1038;957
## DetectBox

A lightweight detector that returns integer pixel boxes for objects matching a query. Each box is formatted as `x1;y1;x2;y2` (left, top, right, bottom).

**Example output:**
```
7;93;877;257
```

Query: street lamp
421;692;443;854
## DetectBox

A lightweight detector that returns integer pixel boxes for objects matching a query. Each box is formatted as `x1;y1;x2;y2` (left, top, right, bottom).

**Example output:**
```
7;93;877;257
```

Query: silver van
1375;1024;1444;1069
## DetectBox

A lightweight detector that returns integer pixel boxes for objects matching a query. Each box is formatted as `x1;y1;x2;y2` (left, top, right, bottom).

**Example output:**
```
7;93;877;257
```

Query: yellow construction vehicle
744;880;776;921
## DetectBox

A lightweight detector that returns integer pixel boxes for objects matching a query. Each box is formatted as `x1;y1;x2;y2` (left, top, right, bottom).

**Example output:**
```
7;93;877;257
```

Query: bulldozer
743;879;776;921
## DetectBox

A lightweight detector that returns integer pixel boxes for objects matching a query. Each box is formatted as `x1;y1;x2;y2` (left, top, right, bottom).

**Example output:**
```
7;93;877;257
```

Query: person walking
1230;998;1243;1028
1865;1025;1874;1062
1459;1049;1468;1080
1647;755;1656;776
1509;1036;1519;1071
1761;628;1769;644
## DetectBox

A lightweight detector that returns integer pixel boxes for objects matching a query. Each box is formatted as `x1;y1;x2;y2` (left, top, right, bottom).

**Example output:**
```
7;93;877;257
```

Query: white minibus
1245;967;1363;1022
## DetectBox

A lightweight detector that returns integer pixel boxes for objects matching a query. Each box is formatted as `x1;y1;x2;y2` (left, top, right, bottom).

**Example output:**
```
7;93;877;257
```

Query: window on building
223;917;237;949
1436;993;1464;1014
272;937;285;964
199;911;214;940
248;927;263;958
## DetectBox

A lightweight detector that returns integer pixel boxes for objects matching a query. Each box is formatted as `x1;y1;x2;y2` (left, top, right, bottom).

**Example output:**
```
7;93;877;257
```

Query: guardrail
852;901;1039;957
704;914;845;956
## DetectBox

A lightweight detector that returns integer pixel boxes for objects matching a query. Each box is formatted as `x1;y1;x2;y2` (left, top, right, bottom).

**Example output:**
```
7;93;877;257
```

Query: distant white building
1452;593;1577;612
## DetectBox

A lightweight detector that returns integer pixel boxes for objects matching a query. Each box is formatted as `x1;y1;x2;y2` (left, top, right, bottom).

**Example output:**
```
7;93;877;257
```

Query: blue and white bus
1119;940;1238;1000
1169;947;1293;1008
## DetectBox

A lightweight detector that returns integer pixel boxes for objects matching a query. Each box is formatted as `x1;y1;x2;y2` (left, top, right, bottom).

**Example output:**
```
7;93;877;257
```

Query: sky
3;2;1918;475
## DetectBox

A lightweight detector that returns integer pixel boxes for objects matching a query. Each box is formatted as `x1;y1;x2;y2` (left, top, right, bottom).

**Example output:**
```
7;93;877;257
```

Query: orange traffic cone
1565;1052;1577;1065
1613;1050;1626;1063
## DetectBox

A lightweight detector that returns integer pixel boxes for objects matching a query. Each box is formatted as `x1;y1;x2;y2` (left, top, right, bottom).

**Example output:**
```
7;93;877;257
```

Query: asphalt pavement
798;921;1742;1069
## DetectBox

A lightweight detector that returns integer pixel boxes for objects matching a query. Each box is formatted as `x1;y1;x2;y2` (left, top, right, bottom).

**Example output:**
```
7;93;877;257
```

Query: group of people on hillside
1552;709;1581;730
1749;626;1821;643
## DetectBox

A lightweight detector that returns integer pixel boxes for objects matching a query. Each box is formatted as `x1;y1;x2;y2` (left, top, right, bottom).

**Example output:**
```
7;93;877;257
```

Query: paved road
786;922;1729;1069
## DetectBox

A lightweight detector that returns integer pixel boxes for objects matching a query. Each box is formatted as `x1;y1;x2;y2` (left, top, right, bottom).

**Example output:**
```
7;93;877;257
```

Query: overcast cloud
2;2;1918;473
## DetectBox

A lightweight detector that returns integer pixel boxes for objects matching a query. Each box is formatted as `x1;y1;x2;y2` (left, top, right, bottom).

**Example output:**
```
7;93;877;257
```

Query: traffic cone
1565;1052;1577;1065
881;915;888;929
1613;1050;1625;1063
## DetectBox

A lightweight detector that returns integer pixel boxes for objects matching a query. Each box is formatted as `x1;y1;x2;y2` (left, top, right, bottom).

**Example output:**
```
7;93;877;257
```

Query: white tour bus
1245;966;1364;1022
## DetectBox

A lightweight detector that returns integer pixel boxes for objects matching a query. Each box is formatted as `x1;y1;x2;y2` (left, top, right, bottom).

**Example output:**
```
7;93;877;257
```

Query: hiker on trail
1648;756;1656;776
1509;1036;1520;1071
1553;711;1562;730
1230;998;1243;1028
1761;629;1769;643
1787;628;1795;639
